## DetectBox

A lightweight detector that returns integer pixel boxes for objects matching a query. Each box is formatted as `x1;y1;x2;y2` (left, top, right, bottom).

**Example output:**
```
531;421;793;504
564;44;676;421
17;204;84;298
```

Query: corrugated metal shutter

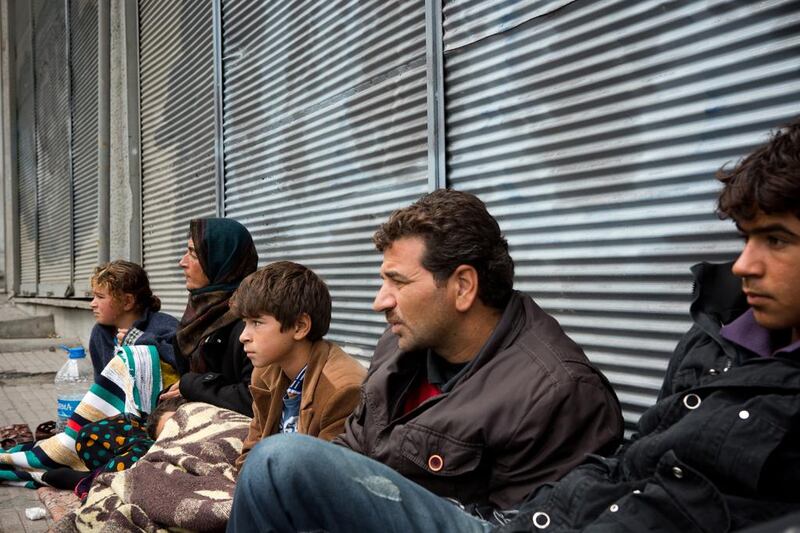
443;0;800;429
16;2;38;296
220;0;429;359
70;0;100;297
139;0;217;315
33;0;73;297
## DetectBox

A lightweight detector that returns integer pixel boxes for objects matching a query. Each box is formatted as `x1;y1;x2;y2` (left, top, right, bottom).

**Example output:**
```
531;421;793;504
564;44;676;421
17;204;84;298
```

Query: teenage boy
229;261;366;472
486;118;800;533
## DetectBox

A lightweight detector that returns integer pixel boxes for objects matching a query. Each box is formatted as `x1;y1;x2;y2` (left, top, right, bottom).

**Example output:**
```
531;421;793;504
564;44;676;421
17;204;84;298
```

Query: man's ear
122;293;136;312
293;313;312;341
451;265;479;312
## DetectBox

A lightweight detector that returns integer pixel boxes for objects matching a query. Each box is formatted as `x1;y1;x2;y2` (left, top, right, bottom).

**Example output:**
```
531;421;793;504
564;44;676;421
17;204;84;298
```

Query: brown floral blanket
54;402;250;532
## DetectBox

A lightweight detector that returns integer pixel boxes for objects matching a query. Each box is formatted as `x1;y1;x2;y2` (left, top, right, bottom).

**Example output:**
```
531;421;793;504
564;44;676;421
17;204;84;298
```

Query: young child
230;261;366;472
89;260;180;383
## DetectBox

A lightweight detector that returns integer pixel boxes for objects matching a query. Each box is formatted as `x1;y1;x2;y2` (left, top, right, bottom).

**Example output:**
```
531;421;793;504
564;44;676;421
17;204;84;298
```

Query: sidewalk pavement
0;295;77;532
0;350;61;532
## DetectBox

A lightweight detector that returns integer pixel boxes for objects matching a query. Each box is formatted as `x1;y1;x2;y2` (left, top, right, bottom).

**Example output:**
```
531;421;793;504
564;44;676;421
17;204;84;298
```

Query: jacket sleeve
130;314;179;370
317;384;362;442
331;330;392;453
178;322;254;417
490;378;623;509
331;387;366;453
234;386;262;474
88;324;107;383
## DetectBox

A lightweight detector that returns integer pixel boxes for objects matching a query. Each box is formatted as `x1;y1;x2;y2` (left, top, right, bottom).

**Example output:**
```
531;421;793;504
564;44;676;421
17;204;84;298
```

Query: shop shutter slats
221;0;429;359
442;0;800;429
70;0;99;296
33;0;72;296
139;0;217;315
16;2;38;295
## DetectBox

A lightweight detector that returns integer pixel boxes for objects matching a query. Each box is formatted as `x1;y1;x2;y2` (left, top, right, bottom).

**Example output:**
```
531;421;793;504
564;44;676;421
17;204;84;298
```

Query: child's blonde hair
91;260;161;313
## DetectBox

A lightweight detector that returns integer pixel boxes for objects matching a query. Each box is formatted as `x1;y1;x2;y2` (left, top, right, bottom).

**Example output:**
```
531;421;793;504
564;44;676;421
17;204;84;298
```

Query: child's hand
160;381;183;400
116;328;129;344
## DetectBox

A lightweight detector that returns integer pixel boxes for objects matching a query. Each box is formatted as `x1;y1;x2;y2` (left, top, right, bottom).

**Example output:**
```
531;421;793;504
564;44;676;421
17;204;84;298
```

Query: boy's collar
721;308;800;357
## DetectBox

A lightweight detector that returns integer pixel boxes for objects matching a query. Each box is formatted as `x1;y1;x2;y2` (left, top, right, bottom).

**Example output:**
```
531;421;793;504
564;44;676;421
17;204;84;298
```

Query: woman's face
90;285;125;326
179;238;210;290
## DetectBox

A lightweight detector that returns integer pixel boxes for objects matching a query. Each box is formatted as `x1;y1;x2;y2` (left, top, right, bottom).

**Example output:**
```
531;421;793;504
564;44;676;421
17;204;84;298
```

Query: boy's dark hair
373;189;514;310
146;396;188;440
230;261;332;342
717;118;800;221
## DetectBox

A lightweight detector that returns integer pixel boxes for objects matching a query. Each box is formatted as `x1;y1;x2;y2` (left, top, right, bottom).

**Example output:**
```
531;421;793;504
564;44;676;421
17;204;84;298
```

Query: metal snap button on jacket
739;410;750;420
683;393;701;410
427;454;443;472
532;512;550;529
672;466;684;479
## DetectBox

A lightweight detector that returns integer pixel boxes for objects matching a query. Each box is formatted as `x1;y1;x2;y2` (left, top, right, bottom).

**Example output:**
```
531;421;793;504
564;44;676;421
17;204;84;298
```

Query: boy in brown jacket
230;261;366;472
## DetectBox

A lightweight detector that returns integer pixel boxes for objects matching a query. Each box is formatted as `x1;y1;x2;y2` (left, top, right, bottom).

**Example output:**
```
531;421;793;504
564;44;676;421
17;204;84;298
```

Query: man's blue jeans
228;433;493;533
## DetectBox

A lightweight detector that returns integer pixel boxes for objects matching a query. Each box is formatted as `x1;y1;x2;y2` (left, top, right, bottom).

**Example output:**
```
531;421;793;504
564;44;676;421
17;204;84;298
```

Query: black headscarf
175;218;258;371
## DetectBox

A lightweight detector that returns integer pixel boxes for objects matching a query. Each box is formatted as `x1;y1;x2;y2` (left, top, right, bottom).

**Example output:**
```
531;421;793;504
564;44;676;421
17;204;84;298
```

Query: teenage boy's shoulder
312;340;366;389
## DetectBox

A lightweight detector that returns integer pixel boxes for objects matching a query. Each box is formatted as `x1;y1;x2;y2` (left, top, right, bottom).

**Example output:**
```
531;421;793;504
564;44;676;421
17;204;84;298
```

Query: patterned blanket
0;345;163;488
55;402;250;532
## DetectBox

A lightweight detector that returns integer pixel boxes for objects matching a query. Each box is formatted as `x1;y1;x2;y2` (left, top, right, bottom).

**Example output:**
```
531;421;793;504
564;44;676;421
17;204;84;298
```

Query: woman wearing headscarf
160;217;258;417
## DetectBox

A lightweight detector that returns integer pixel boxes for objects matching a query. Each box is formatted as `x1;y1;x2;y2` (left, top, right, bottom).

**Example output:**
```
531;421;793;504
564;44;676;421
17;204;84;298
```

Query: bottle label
57;398;81;421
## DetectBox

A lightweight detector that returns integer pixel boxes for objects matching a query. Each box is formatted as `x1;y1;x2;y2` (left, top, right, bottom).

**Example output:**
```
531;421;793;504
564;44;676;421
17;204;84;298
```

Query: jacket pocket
399;423;483;477
712;396;790;492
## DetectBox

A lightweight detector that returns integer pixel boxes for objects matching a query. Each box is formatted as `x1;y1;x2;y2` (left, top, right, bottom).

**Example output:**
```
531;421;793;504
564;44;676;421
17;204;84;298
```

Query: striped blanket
54;403;250;532
0;345;163;488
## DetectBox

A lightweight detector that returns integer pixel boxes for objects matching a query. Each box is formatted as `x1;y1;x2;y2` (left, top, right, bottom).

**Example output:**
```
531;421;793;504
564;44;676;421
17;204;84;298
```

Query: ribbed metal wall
443;0;800;429
33;0;72;297
70;0;100;297
16;2;38;295
221;0;429;358
139;0;217;316
442;0;573;50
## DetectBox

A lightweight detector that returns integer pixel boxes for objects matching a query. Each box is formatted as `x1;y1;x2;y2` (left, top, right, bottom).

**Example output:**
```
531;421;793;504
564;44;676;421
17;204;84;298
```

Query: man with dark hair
228;189;623;531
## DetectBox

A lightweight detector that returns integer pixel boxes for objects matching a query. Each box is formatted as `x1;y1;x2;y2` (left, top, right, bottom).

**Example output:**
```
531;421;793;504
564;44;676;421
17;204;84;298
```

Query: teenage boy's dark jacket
498;262;800;532
334;291;623;510
89;309;179;382
177;320;254;417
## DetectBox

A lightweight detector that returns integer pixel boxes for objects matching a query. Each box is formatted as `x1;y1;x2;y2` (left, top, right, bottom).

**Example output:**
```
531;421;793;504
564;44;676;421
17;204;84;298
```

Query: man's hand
116;328;129;344
160;380;183;400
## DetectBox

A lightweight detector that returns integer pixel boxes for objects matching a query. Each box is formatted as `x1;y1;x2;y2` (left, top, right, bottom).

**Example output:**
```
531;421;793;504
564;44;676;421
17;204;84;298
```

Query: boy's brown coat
235;340;366;472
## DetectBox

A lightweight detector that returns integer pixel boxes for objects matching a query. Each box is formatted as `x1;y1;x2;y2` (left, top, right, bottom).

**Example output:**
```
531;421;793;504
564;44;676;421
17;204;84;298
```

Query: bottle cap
61;345;86;359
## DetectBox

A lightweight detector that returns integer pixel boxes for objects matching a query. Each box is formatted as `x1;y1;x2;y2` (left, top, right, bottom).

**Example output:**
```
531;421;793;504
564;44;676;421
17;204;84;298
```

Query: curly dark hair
91;260;161;313
373;189;514;309
717;118;800;221
230;261;332;342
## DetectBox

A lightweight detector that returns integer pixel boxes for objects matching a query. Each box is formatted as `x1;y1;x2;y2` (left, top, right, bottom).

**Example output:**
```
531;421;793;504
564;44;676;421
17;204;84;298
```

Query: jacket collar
689;261;749;360
391;291;525;393
250;340;334;410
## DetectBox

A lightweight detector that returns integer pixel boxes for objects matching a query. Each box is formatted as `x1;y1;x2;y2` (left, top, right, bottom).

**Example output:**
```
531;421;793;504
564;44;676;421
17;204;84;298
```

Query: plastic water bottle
54;346;93;433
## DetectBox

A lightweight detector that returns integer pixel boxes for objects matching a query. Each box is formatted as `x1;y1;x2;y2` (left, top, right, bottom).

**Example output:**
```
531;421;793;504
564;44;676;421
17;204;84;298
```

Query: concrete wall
13;300;95;349
109;0;139;263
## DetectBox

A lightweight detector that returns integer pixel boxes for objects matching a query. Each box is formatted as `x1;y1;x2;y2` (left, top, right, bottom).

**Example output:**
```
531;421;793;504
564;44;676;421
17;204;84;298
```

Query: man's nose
372;283;396;313
732;241;765;279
